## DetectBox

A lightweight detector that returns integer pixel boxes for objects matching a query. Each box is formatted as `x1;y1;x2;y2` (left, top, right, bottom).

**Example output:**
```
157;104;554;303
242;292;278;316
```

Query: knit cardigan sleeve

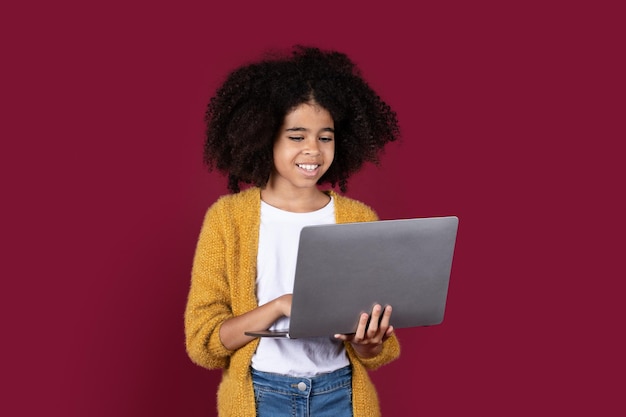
185;189;262;371
184;199;237;369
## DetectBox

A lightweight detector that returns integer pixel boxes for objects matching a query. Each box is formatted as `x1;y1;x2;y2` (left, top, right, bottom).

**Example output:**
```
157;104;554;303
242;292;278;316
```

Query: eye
319;136;334;143
288;136;304;142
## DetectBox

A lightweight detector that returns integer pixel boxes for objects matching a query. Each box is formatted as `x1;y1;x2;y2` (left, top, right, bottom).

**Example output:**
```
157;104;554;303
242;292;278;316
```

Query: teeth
297;164;318;171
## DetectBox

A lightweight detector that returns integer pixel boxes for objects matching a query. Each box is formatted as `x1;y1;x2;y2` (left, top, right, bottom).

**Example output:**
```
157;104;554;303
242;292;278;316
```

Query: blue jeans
251;366;353;417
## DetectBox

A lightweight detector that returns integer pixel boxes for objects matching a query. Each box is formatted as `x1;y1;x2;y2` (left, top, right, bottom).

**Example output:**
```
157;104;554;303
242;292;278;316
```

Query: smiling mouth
296;163;320;171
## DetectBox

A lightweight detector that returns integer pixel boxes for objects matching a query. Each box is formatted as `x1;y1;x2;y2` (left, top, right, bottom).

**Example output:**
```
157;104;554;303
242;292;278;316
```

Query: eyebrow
285;127;335;133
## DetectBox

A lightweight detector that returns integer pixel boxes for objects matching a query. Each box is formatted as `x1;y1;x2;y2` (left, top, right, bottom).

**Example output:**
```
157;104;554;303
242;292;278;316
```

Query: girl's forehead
285;101;330;117
283;102;333;123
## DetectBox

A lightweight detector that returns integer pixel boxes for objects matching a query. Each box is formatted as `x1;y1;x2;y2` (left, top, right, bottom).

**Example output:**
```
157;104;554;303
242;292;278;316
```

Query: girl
185;46;401;417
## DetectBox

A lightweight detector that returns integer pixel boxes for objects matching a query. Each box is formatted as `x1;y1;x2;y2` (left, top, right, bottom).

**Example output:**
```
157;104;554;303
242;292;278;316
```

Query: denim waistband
251;365;352;396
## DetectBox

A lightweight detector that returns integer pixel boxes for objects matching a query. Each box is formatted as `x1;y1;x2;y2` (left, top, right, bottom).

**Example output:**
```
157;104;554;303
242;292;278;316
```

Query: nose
303;137;321;156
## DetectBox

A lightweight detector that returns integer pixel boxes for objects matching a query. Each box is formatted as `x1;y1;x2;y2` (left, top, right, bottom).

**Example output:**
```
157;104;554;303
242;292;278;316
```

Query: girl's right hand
274;293;293;317
218;293;293;350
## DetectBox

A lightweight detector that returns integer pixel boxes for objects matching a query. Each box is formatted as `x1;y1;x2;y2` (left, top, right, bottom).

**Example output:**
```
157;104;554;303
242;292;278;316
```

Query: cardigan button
297;382;307;391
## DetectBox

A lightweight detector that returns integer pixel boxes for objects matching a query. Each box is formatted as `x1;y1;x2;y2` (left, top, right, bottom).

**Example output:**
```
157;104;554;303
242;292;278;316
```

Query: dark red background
3;1;624;416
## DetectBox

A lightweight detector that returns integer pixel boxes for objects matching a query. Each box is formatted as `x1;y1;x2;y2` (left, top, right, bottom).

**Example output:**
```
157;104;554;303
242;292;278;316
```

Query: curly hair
203;45;400;193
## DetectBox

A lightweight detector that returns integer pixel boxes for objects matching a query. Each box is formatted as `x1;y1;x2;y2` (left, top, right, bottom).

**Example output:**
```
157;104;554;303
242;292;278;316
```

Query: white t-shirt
251;197;350;376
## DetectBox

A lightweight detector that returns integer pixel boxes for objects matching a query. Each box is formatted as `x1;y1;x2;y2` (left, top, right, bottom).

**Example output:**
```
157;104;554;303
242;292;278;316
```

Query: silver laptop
245;216;459;339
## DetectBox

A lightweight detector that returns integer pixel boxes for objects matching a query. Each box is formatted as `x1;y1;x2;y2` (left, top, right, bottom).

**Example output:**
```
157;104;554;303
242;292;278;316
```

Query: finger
354;313;369;342
367;304;382;336
379;305;393;330
334;333;351;341
383;325;394;340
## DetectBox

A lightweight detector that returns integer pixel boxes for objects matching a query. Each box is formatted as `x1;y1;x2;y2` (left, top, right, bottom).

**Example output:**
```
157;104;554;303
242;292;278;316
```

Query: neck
260;184;330;213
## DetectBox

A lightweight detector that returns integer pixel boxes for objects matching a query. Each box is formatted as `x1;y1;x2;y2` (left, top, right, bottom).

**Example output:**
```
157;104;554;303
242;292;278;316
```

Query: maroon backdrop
3;1;624;416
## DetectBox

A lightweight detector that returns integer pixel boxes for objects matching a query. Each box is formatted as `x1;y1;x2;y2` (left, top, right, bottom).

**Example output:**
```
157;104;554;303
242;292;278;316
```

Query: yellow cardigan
185;187;400;417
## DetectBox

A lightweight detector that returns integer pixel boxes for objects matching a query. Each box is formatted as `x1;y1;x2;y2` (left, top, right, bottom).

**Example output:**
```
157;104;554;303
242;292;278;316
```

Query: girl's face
269;101;335;192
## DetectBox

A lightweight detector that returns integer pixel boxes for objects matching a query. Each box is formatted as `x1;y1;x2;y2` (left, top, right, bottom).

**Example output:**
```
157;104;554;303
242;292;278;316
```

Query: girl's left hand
334;304;394;359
